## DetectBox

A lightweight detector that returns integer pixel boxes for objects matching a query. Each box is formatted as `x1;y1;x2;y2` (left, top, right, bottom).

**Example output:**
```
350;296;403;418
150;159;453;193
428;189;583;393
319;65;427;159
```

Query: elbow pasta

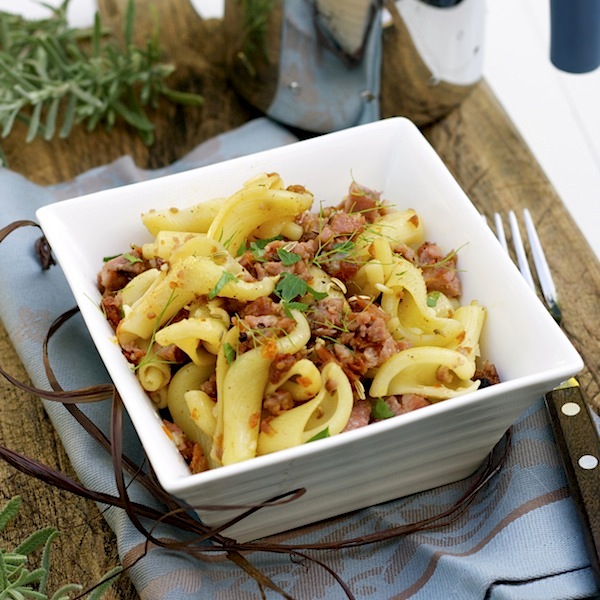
98;173;497;473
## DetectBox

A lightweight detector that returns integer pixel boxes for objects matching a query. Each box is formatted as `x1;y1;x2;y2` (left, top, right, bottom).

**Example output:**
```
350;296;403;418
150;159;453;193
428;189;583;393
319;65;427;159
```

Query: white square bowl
36;117;583;542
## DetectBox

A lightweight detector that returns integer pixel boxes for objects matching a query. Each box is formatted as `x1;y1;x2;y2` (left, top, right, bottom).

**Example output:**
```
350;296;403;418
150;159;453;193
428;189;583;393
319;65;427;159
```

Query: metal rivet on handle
578;455;599;470
562;402;581;416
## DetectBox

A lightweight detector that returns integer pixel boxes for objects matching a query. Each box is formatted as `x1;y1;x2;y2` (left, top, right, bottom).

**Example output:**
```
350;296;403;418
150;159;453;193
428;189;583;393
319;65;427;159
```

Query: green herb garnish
209;271;238;300
123;252;142;264
0;0;203;148
223;341;236;364
276;247;301;266
306;427;330;443
245;235;283;262
274;272;327;304
0;496;121;599
372;397;395;420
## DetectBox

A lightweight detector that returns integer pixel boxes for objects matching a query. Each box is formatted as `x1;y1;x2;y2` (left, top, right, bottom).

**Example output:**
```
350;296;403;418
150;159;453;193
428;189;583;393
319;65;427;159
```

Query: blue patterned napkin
0;118;597;599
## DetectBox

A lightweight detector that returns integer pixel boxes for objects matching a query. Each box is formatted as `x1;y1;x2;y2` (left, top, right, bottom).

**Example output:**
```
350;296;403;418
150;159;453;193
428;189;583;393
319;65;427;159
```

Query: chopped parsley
276;247;302;265
223;342;236;364
123;252;142;264
372;397;395;420
274;272;327;304
209;271;238;300
306;427;330;443
243;235;283;262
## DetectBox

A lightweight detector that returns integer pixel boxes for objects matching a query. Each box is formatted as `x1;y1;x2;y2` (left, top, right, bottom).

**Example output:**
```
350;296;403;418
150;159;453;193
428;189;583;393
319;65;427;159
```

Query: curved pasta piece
272;309;311;355
371;237;395;280
350;259;386;298
184;390;217;438
219;346;271;465
141;196;228;236
369;346;480;400
167;361;215;421
120;268;161;307
264;358;322;402
370;208;425;247
169;236;234;268
380;256;464;347
141;231;203;261
207;173;314;256
211;309;310;465
137;359;171;393
253;218;301;241
352;209;424;264
210;326;239;466
155;316;229;360
308;265;347;300
280;220;304;241
117;255;277;346
257;362;353;455
451;302;486;362
149;387;169;409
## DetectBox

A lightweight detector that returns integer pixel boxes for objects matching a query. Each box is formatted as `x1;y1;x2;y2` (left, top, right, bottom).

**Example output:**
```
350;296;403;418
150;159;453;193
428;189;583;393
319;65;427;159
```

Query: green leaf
39;530;60;594
285;301;309;311
307;286;327;301
274;272;307;302
43;96;61;141
13;566;46;586
223;342;236;365
92;11;101;58
0;496;21;532
85;566;123;600
0;3;203;150
25;101;43;143
111;99;154;132
58;93;76;139
208;271;238;300
123;252;142;264
51;583;84;600
332;239;355;254
372;397;395;420
15;527;56;557
306;427;330;443
124;0;135;48
247;235;282;261
276;247;301;266
275;272;328;304
160;88;204;106
236;239;248;257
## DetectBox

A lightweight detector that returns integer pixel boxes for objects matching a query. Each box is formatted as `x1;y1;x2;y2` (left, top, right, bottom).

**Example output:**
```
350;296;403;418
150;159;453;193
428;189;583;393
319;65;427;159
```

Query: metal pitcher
223;0;600;132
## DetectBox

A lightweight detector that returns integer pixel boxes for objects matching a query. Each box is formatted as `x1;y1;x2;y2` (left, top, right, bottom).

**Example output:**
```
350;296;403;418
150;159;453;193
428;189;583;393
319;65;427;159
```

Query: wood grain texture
0;2;599;598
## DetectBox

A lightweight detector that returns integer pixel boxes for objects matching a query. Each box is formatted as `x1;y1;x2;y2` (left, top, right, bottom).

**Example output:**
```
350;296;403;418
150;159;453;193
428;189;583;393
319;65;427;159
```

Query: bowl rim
35;117;584;496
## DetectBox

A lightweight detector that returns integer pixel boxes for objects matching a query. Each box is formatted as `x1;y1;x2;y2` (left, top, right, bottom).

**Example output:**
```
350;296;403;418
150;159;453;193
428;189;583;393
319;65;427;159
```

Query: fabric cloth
0;117;598;600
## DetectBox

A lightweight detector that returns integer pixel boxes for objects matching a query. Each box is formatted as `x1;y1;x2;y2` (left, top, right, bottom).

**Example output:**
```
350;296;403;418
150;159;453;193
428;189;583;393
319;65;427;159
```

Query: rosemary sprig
0;0;203;147
0;496;121;599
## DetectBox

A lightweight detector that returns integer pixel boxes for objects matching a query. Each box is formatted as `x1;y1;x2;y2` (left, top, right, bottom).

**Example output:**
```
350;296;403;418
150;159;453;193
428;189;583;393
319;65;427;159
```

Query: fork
493;210;600;584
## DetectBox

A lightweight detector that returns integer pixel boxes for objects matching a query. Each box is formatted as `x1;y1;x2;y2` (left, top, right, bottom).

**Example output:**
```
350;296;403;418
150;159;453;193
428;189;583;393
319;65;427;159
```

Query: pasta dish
97;173;498;473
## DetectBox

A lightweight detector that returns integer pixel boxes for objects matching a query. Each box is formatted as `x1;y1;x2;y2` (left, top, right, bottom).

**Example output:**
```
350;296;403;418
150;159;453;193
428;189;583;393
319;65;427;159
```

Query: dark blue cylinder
550;0;600;73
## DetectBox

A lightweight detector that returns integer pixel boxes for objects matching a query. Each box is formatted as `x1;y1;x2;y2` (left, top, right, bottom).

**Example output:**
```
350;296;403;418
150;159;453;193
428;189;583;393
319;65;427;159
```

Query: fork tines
493;209;563;324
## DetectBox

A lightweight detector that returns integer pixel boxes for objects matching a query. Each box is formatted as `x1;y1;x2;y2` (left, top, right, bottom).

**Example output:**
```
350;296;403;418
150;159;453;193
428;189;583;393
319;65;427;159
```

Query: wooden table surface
1;1;599;598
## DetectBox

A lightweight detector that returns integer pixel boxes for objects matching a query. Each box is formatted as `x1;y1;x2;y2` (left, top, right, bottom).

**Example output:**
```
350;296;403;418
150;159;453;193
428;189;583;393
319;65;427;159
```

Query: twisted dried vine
0;220;512;599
